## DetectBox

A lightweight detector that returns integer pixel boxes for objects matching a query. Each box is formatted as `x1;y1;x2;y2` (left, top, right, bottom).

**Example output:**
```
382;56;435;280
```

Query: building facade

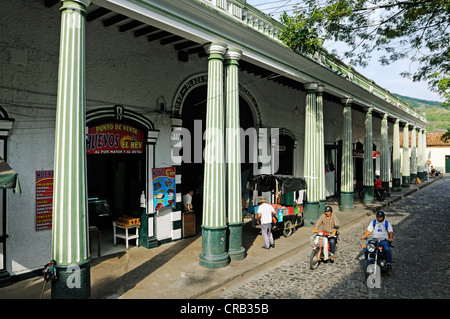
1;0;426;297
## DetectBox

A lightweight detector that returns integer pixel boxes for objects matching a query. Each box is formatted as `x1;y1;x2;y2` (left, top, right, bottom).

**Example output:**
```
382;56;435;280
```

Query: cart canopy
246;174;307;193
0;157;21;193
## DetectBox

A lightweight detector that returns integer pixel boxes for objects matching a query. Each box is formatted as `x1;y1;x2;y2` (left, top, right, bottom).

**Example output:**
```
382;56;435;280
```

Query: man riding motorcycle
313;205;339;261
361;210;394;269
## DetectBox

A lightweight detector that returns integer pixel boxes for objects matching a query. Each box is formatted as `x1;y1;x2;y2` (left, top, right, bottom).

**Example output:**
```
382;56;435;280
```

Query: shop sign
152;167;176;212
352;149;380;159
36;170;53;231
87;122;144;154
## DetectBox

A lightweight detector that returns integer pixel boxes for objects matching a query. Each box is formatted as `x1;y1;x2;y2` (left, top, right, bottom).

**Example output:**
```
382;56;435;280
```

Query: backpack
373;219;389;231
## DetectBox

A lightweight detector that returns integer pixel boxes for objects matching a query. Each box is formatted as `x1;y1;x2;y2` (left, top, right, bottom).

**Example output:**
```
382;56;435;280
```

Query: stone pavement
0;178;440;299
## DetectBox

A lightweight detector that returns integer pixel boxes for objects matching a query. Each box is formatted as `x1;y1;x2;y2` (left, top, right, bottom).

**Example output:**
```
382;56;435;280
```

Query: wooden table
112;221;139;249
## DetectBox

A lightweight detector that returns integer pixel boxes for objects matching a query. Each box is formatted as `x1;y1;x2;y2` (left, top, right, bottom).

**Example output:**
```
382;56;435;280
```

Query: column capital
224;48;242;61
62;0;90;8
317;84;325;93
204;42;227;56
341;97;353;106
304;82;318;91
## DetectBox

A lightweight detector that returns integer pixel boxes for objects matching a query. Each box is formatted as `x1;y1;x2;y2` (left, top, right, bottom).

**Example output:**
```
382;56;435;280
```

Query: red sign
87;122;144;154
36;170;53;231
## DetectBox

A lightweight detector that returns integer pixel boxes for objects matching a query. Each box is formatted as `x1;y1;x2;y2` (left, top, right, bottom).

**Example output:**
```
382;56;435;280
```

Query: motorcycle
310;230;337;270
429;169;444;179
363;238;393;287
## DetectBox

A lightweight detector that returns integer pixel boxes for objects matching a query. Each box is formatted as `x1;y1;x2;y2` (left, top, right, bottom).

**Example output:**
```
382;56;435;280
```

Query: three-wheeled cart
245;174;307;237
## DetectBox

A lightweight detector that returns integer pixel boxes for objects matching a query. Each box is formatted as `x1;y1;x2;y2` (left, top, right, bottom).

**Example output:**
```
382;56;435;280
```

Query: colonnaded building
1;0;427;297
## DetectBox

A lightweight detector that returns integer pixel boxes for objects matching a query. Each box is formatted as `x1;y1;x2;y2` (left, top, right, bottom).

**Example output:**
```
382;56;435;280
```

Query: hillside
393;94;450;131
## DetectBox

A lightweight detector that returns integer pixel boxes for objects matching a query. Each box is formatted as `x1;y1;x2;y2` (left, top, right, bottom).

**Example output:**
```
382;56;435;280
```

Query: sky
246;0;444;103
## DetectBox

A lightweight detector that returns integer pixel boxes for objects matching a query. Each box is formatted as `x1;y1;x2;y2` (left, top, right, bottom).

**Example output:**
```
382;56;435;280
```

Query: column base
303;202;320;227
318;200;326;215
402;176;410;188
199;226;230;268
417;172;425;181
362;186;374;203
410;173;417;184
228;223;245;261
51;260;91;299
392;178;401;192
339;192;354;211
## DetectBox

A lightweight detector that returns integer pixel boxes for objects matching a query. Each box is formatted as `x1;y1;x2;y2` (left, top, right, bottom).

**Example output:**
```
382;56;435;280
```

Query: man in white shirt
182;190;194;212
257;196;276;249
361;210;394;267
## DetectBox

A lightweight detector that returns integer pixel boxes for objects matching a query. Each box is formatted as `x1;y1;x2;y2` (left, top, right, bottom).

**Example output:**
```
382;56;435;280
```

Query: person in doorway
257;196;277;249
313;205;339;261
361;210;394;269
182;190;194;212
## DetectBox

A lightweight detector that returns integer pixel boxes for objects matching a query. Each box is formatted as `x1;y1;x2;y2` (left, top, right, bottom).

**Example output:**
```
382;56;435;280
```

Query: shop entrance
86;119;147;257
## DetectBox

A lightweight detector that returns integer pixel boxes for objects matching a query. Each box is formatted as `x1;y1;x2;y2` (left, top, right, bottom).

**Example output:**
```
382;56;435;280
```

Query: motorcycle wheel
438;173;443;179
310;249;320;270
378;192;386;201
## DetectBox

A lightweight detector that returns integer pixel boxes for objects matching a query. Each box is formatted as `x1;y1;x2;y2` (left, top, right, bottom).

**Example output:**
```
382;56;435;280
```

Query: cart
245;174;307;237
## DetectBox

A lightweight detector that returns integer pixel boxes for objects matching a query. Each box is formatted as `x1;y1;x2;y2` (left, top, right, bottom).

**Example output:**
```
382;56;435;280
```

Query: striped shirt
314;214;339;234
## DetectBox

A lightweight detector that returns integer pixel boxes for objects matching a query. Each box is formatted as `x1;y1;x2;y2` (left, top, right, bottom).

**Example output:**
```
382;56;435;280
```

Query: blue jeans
364;240;392;264
328;237;337;255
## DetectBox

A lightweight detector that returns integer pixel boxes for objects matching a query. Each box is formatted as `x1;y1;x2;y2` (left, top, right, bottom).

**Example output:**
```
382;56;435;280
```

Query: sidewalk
0;178;438;299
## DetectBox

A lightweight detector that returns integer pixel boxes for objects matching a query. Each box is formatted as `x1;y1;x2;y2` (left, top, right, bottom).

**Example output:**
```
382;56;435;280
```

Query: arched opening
180;85;255;221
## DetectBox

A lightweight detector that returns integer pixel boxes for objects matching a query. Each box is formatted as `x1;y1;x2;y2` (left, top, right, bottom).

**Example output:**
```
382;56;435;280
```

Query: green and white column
362;108;374;202
199;42;229;268
417;129;424;180
392;119;402;191
422;129;428;181
303;83;319;225
401;123;410;187
339;98;354;211
316;85;326;212
52;0;90;299
380;113;390;194
410;126;417;184
225;49;245;261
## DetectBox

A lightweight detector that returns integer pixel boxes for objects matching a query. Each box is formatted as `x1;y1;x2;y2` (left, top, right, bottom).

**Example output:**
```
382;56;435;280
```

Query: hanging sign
152;167;176;212
36;170;53;231
87;122;144;154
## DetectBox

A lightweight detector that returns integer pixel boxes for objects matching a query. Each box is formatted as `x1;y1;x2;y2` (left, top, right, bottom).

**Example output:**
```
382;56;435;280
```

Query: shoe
330;255;335;262
270;244;275;248
262;246;270;249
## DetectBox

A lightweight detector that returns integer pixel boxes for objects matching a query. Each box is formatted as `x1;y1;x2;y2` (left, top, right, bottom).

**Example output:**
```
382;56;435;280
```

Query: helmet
376;210;385;219
325;205;333;213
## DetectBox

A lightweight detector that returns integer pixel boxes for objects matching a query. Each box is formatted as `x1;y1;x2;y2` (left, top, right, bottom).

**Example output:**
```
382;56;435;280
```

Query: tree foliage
279;0;450;108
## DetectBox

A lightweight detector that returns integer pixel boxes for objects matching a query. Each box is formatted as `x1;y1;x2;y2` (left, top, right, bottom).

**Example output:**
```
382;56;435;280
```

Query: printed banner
87;122;144;154
152;167;176;212
36;170;53;231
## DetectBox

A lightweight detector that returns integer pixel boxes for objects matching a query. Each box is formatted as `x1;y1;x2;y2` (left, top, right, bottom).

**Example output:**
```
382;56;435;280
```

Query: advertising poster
36;170;53;231
152;167;176;212
87;122;144;154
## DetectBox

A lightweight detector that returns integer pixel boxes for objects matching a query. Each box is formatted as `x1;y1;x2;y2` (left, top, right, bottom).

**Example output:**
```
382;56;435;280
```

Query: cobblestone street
214;178;450;299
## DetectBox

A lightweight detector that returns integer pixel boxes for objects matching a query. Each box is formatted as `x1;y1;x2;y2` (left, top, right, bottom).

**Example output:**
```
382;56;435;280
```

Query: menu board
152;167;176;212
36;170;53;231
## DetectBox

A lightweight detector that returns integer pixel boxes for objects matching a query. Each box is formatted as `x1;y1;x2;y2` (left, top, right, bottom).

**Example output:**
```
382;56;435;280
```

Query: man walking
257;196;277;249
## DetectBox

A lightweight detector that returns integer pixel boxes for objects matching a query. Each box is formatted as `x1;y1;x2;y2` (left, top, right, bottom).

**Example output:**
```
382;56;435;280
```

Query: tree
279;0;450;108
441;128;450;143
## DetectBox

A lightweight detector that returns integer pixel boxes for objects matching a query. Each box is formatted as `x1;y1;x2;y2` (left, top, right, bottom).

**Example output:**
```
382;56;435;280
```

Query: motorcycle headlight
367;243;376;253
